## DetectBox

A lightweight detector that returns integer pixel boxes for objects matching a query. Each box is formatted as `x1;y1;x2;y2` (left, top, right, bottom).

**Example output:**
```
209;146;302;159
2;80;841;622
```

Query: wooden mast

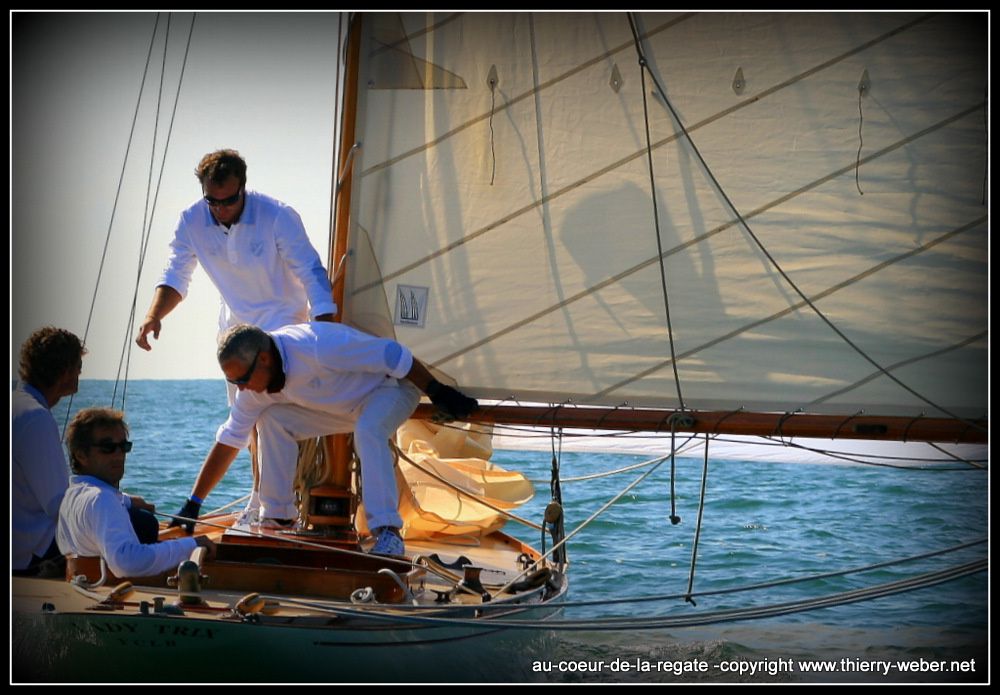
309;14;363;531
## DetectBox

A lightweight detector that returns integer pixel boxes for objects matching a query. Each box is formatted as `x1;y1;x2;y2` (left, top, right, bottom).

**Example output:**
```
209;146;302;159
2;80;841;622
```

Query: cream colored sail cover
343;12;987;421
356;420;535;539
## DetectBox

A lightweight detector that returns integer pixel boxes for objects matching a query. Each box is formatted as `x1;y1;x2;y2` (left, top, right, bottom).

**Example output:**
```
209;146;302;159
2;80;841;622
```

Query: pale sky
11;11;344;380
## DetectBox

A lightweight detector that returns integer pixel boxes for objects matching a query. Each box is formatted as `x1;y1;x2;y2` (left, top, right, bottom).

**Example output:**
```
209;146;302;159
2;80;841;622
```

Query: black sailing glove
169;498;202;534
426;379;479;423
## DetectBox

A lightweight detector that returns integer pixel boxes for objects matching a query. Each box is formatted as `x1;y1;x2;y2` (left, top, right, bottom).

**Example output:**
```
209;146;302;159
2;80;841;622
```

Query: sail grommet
858;69;871;97
610;64;624;93
732;67;745;95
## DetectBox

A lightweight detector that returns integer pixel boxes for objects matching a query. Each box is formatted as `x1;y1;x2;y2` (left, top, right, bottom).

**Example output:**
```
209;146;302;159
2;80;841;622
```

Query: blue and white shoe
371;527;405;556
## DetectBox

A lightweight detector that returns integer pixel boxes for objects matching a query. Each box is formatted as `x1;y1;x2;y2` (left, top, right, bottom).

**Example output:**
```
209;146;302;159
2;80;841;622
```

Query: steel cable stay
61;13;163;437
112;14;173;411
520;537;987;612
113;13;198;412
372;415;982;625
507;433;982;482
262;553;985;630
757;436;985;471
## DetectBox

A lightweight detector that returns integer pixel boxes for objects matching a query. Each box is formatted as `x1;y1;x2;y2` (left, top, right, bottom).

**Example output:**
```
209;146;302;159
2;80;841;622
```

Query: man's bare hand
136;317;162;351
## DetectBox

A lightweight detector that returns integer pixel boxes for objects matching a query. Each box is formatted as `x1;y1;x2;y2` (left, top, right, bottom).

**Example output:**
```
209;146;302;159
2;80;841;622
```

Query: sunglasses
204;187;243;208
91;439;133;454
226;350;261;385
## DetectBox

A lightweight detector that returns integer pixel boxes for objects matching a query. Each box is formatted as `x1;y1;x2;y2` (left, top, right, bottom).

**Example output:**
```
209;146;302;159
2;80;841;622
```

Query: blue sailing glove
426;379;479;423
169;498;202;534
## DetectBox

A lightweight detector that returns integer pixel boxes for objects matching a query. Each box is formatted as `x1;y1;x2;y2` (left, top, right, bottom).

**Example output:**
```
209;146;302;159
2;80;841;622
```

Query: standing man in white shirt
135;149;336;520
57;408;216;579
169;323;479;557
12;327;86;577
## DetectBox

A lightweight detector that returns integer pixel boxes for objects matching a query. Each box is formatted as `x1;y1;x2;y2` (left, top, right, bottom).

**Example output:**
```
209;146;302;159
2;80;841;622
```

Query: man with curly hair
12;326;85;576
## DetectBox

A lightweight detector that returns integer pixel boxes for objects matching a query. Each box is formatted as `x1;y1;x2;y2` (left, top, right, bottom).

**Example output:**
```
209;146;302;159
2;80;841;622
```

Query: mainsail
337;12;987;442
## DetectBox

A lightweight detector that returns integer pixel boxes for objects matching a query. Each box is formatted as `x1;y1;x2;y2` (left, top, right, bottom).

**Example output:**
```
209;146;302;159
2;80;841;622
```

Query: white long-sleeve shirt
57;475;197;578
12;383;69;570
216;323;414;450
158;190;336;331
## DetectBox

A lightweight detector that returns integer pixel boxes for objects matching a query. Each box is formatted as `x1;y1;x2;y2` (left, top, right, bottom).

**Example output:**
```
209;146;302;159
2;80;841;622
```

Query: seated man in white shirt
58;408;216;578
169;322;478;556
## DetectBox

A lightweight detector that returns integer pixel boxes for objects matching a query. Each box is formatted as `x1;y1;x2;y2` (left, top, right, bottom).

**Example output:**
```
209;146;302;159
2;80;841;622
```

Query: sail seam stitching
421;121;984;370
359;13;930;180
360;13;695;178
806;331;988;409
355;17;960;292
588;218;984;403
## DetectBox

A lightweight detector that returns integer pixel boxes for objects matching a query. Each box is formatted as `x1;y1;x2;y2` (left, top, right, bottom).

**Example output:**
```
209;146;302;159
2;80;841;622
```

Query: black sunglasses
226;350;261;385
91;439;133;454
204;187;243;208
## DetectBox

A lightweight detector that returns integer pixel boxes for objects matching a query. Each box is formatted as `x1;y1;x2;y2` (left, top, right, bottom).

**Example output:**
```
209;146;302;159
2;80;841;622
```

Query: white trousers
255;380;420;528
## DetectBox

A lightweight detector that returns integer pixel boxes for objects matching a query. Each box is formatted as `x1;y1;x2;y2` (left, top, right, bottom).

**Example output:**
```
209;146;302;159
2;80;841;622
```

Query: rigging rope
63;14;163;435
465;416;985;480
267;557;985;631
547;425;567;564
113;13;173;410
113;13;198;412
493;446;679;597
193;493;983;622
763;436;985;471
928;442;985;469
684;434;710;605
628;13;686;411
624;12;985;434
488;78;497;185
529;538;988;612
667;416;681;524
855;83;865;195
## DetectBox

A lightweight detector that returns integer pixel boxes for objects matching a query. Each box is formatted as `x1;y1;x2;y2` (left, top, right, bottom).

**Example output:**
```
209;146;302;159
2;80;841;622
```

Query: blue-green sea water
40;380;988;684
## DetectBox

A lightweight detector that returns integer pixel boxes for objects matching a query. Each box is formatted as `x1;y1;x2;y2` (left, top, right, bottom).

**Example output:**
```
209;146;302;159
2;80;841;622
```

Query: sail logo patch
394;285;429;328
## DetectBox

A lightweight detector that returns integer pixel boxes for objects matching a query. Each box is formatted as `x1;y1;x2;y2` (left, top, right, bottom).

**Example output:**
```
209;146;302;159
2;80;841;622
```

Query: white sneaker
371;527;405;556
236;491;261;526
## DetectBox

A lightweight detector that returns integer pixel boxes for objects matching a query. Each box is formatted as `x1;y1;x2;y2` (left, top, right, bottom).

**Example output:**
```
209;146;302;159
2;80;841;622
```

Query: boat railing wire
196;445;984;631
263;542;985;631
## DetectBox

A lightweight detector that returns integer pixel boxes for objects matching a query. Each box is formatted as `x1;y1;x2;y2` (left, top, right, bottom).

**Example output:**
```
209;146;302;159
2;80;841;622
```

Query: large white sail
342;12;987;425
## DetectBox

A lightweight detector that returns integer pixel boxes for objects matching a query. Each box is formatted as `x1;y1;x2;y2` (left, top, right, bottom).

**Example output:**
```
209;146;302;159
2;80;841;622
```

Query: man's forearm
146;285;183;320
191;442;240;501
404;358;436;393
